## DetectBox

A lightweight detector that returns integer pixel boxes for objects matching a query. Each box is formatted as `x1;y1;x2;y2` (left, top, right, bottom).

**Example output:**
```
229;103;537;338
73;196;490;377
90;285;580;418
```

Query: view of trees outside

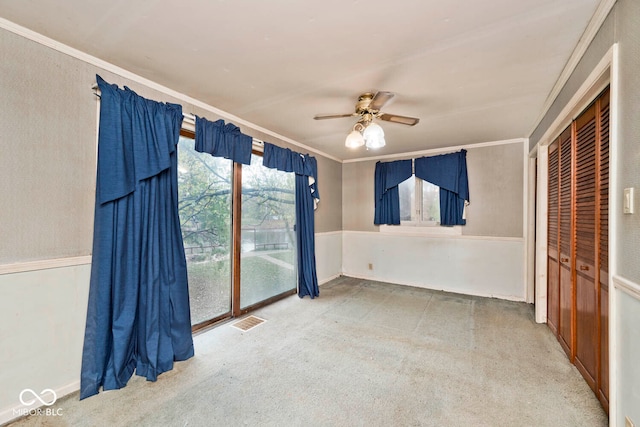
399;176;416;222
422;181;440;222
177;138;297;325
240;153;296;309
399;176;440;223
178;137;232;324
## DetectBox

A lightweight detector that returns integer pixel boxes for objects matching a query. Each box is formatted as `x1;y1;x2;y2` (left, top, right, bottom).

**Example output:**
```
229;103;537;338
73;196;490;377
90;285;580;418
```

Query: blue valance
414;149;469;226
195;116;252;165
263;142;302;172
95;75;183;204
262;142;320;298
374;159;413;225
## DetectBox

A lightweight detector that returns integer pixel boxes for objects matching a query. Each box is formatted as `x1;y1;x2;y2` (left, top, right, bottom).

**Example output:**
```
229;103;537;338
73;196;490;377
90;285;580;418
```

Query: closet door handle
579;265;589;271
561;257;569;263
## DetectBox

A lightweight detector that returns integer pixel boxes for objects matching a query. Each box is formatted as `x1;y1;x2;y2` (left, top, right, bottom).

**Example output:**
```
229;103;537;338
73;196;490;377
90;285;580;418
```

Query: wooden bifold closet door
547;126;571;348
546;87;609;413
574;101;597;390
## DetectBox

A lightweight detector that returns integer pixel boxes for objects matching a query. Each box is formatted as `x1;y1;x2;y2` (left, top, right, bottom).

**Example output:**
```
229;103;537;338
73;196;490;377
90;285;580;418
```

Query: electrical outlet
368;263;373;270
626;416;635;427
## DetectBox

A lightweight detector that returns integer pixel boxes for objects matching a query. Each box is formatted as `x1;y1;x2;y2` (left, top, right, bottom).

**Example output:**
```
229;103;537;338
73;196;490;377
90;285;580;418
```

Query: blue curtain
374;159;413;225
414;149;469;226
81;75;194;400
195;116;252;165
263;143;320;298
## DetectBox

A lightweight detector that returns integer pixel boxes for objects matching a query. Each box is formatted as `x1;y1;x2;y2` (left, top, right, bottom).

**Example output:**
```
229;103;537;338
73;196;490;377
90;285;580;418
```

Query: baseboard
0;381;79;426
319;273;341;286
341;272;526;302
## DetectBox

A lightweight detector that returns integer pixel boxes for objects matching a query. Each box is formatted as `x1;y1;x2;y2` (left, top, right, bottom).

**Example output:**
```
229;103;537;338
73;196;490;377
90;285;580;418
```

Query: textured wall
615;0;640;282
342;141;524;238
463;142;523;237
0;29;97;263
314;155;342;233
342;160;378;232
0;26;342;266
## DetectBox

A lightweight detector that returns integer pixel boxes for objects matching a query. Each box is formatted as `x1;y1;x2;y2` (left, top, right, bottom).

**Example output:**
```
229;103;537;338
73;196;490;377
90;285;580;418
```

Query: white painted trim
379;224;462;236
0;256;92;275
534;143;549;323
527;0;617;137
613;275;640;301
342;229;523;242
315;230;342;237
525;144;535;304
343;138;526;164
0;18;341;164
608;43;619;427
0;380;79;425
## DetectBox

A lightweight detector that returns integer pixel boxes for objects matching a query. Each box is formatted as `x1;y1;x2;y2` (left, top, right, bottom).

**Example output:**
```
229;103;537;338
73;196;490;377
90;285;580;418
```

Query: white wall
315;232;343;285
0;263;90;424
342;231;525;301
614;278;640;425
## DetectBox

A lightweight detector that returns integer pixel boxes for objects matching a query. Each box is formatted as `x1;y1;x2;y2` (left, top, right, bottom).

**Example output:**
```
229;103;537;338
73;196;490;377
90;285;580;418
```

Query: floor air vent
231;315;266;331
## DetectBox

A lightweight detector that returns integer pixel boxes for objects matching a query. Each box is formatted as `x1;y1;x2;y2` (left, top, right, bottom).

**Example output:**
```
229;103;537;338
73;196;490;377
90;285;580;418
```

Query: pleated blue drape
414;149;469;226
195;116;252;165
80;75;194;400
263;143;320;298
374;159;413;225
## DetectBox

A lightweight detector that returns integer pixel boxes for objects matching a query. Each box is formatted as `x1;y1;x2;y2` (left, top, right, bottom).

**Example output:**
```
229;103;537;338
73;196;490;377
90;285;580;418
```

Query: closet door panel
574;103;597;391
547;140;560;335
558;127;573;356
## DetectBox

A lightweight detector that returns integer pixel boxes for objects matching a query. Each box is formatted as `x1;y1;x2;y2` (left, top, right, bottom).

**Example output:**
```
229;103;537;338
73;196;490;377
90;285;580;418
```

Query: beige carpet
7;276;607;426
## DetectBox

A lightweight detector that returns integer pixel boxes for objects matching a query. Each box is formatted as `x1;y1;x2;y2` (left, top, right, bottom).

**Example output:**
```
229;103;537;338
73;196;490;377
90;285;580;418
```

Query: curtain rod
92;84;264;146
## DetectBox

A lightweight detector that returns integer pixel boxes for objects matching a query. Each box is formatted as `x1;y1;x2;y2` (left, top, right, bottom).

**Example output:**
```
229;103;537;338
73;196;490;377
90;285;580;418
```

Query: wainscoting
342;231;526;301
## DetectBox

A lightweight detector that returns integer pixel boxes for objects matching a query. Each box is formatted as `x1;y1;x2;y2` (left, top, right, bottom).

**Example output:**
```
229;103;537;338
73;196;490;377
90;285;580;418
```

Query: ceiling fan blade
378;113;420;126
369;91;395;111
313;113;358;120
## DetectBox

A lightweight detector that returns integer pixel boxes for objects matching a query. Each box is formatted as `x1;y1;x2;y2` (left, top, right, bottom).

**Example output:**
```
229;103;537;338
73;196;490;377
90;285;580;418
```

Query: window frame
381;175;462;236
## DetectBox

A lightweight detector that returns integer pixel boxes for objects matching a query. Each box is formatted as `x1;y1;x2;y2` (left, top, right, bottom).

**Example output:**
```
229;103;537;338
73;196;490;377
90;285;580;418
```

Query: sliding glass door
177;135;232;326
178;137;297;326
240;153;297;309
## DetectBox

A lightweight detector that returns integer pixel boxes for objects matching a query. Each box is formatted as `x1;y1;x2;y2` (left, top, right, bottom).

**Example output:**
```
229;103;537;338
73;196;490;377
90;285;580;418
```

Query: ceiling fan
313;91;420;149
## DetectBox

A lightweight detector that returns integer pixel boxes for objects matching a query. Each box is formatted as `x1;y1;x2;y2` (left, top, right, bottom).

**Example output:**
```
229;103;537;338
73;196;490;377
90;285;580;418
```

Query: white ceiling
0;0;601;160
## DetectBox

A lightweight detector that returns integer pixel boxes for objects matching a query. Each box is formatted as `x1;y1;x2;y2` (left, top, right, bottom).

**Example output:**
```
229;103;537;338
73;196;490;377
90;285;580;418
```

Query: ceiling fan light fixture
363;121;385;149
345;129;365;148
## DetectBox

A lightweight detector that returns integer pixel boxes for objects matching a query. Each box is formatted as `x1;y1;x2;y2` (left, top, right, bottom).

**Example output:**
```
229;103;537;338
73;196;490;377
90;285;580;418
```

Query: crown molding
0;18;341;163
527;0;617;137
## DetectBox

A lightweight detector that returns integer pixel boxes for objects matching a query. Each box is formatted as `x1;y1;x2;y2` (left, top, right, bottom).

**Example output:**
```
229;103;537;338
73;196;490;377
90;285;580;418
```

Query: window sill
379;223;462;236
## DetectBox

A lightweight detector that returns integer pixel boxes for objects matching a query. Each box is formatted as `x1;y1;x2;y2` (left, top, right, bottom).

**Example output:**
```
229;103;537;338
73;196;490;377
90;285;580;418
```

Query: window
384;175;461;235
398;176;440;225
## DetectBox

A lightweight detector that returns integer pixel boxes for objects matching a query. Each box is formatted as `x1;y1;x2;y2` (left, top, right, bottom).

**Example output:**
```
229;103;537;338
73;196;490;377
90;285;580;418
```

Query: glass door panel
177;136;233;326
240;153;296;309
